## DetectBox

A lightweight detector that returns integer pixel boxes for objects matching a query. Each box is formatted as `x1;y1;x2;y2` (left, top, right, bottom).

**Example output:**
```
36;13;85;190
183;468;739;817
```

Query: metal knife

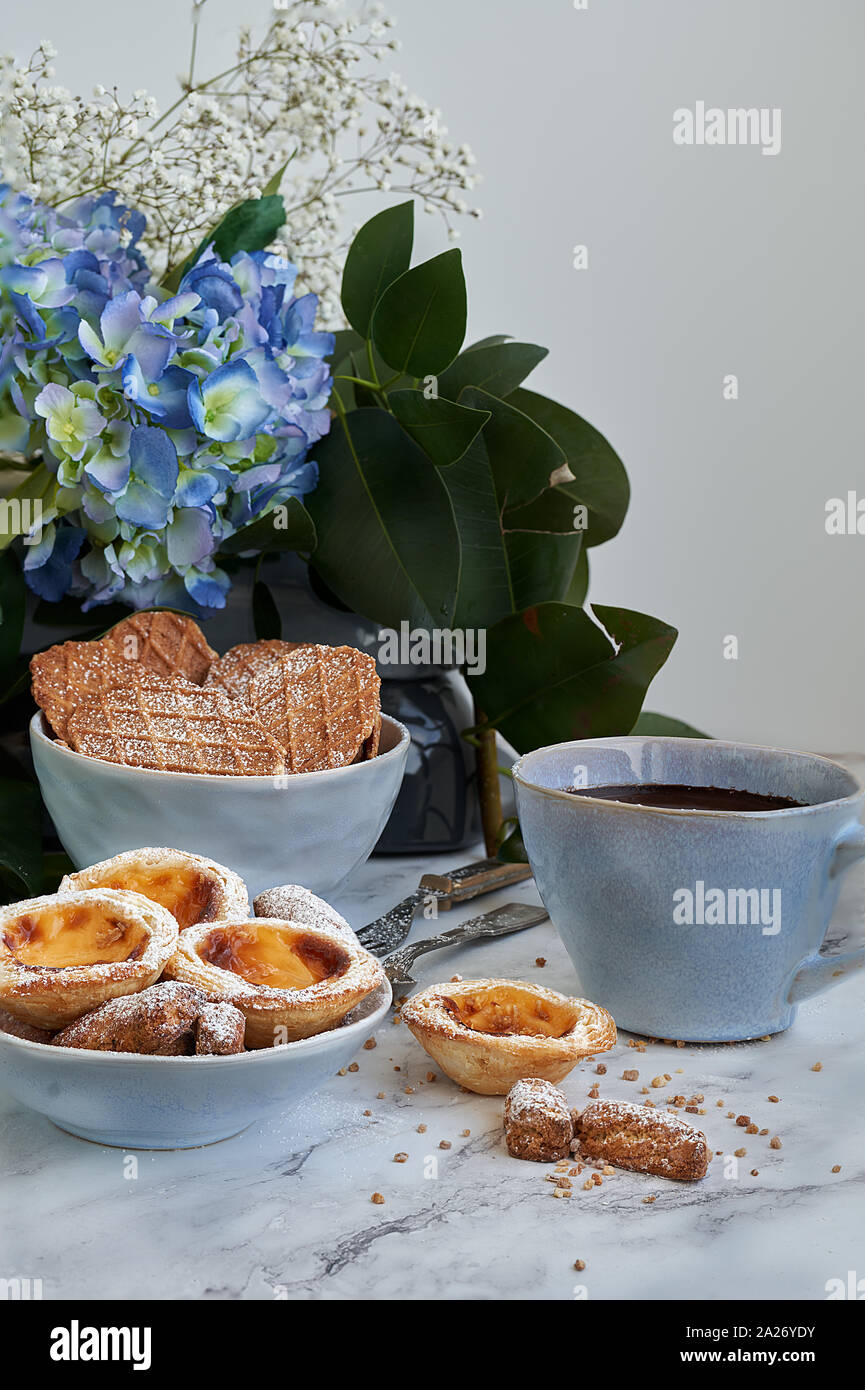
357;857;532;956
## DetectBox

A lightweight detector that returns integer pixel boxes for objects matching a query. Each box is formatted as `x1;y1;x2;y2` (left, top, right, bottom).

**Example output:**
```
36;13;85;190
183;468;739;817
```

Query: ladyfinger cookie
573;1098;709;1181
504;1078;574;1161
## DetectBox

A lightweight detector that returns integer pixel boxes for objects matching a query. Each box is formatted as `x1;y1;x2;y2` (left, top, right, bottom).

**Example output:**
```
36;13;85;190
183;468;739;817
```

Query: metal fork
384;902;549;987
357;857;532;956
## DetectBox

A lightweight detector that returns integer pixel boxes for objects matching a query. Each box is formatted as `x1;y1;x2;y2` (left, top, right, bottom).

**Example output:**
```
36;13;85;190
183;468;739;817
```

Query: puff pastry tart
0;890;179;1030
401;978;617;1095
60;848;249;929
164;918;385;1047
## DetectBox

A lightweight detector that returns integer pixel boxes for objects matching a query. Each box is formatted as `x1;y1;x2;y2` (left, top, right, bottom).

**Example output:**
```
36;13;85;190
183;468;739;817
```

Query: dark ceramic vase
376;671;481;854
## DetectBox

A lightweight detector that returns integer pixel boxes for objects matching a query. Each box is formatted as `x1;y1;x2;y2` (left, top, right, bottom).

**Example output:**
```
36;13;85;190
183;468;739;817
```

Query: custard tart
60;848;249;929
164;918;385;1047
0;889;179;1030
401;978;617;1095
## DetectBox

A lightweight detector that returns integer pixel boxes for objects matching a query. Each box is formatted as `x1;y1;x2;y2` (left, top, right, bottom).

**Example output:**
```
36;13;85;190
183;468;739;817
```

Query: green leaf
163;195;286;292
502;489;583;612
631;711;711;738
262;157;294;197
463;335;513;352
509;388;630;547
331;327;366;367
438;341;548;402
0;463;55;551
496;818;528;864
341;201;414;337
459;387;564;509
0;777;43;901
372;249;467;377
440;397;574;630
0;551;25;676
565;545;589;606
219;498;316;557
388;390;490;467
306;408;460;627
252;579;282;639
470;601;677;753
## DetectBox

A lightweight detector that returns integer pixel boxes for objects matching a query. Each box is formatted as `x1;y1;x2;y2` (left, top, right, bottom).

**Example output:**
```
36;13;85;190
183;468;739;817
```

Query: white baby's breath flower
0;1;480;323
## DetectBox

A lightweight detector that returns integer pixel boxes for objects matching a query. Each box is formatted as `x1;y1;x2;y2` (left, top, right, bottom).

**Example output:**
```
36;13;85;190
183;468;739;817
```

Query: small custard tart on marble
164;918;385;1047
0;889;179;1030
401;978;617;1095
60;847;249;930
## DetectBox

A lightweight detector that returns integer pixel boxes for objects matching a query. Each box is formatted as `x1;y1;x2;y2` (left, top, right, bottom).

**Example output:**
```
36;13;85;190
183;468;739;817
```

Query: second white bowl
30;711;410;899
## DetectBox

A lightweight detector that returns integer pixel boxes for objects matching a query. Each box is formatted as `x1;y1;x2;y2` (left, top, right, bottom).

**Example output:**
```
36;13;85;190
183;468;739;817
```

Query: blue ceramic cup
513;737;865;1041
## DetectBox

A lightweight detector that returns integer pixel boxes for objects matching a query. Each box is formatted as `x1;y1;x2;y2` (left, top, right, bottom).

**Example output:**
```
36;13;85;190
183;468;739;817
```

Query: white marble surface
2;844;864;1302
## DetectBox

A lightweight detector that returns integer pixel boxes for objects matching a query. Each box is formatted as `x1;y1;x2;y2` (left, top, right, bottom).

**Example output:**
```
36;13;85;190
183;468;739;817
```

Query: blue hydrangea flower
0;187;332;615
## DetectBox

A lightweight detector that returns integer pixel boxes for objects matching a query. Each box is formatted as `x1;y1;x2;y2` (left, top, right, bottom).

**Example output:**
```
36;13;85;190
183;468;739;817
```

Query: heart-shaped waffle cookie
205;639;308;703
67;681;286;776
248;644;380;774
101;611;216;686
30;640;193;742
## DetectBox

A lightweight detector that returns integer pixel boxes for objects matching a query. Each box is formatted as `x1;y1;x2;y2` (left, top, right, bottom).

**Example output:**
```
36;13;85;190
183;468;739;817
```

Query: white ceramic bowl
0;980;392;1148
30;711;410;899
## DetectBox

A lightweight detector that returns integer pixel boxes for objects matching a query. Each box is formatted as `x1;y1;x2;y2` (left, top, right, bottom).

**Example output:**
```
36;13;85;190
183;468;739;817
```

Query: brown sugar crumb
690;1093;705;1103
640;1086;651;1095
535;957;547;967
676;1040;685;1048
371;1192;385;1205
574;1259;586;1271
768;1095;779;1103
461;1129;471;1138
553;1187;571;1199
811;1062;823;1072
642;1195;656;1205
591;1172;603;1186
651;1076;667;1088
595;1063;607;1075
727;1111;736;1119
555;1176;572;1190
417;1123;427;1134
746;1124;759;1135
750;1169;759;1177
426;1072;437;1083
439;1140;452;1150
404;1087;414;1095
622;1069;639;1081
716;1099;725;1107
363;1109;372;1116
734;1147;747;1158
376;1091;386;1100
832;1165;842;1173
770;1137;782;1150
582;1180;594;1191
393;1152;408;1164
736;1115;750;1127
450;975;462;983
337;1068;347;1077
587;1084;600;1099
602;1164;616;1176
348;1062;359;1073
363;1039;377;1051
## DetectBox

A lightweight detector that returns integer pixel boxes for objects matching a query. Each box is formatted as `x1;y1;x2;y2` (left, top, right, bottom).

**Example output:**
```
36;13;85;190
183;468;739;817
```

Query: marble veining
2;841;864;1301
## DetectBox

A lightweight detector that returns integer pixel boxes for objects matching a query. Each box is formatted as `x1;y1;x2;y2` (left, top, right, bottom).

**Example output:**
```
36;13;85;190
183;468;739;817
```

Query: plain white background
6;0;863;748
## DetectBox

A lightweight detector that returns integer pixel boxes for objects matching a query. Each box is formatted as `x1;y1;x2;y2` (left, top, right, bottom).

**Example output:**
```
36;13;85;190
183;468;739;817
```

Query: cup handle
788;824;865;1003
